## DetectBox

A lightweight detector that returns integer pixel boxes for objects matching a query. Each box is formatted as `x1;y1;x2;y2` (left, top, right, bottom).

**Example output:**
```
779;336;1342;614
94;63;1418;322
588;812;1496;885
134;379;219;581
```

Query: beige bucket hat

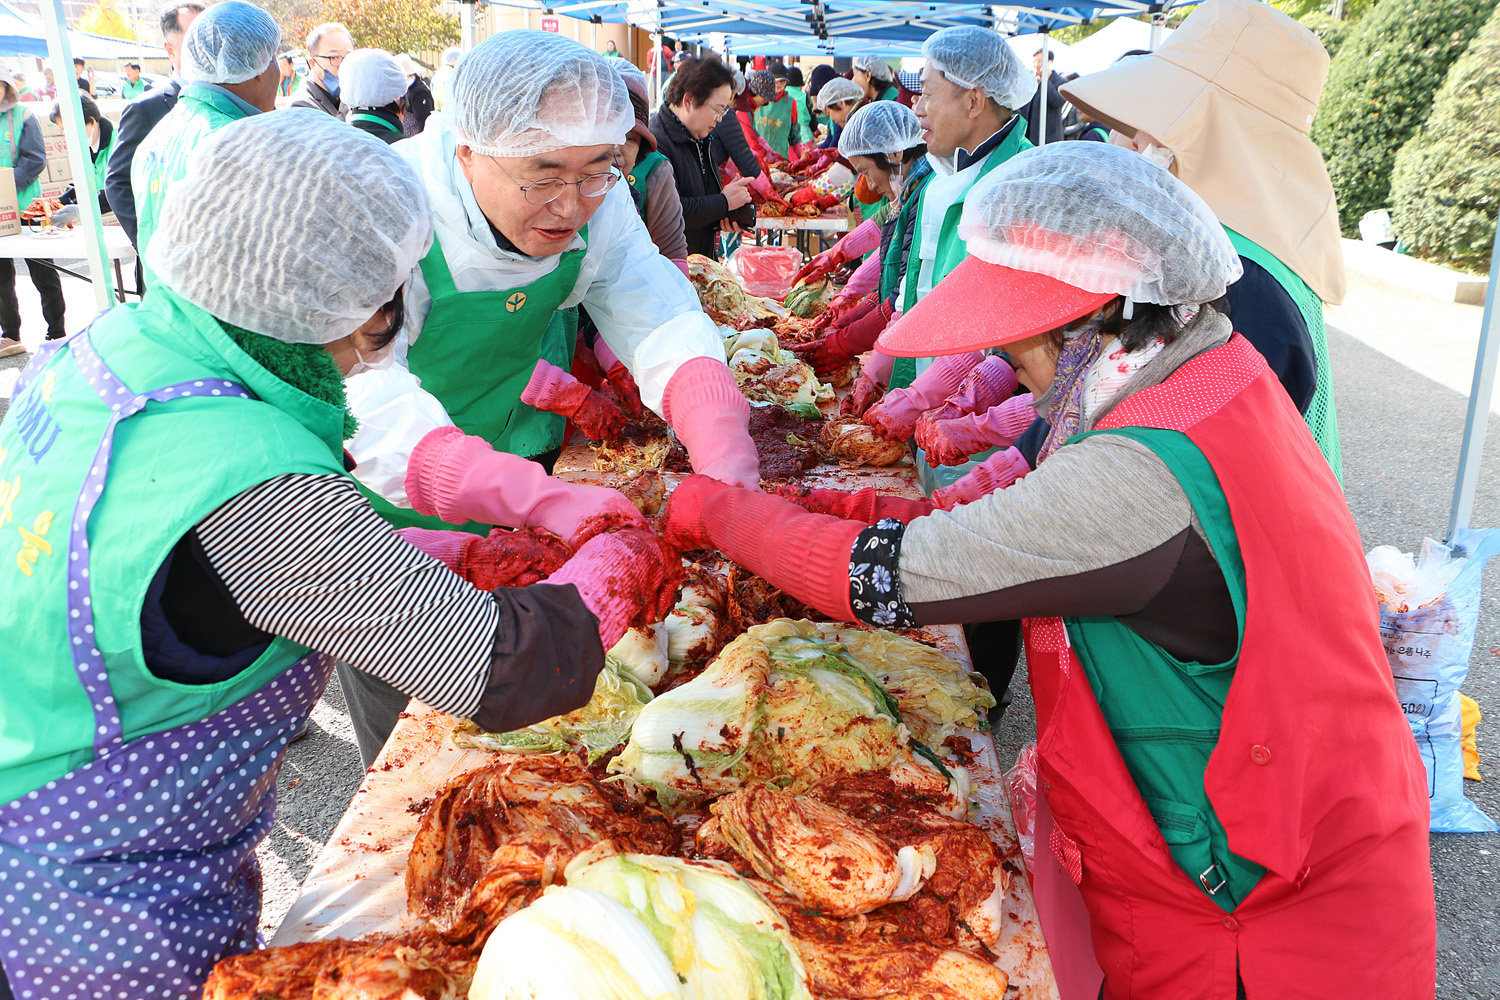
1061;0;1346;304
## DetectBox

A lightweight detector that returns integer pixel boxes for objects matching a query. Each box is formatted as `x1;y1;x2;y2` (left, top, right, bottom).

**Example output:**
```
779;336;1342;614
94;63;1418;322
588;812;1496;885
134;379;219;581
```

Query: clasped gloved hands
915;393;1036;466
521;359;628;441
861;351;985;441
545;529;682;648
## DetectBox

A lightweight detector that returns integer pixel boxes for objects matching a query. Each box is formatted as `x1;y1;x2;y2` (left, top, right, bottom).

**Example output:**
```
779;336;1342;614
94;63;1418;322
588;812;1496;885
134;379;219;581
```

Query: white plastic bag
1004;742;1039;871
1368;529;1500;833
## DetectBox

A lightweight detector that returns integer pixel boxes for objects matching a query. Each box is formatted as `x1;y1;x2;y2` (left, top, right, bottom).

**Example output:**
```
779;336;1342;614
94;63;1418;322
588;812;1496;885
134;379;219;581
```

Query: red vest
1025;335;1434;1000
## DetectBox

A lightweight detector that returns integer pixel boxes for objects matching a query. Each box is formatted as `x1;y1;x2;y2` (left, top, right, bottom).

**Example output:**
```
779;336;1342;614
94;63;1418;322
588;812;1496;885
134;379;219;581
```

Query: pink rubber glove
663;357;761;489
520;359;627;441
772;484;934;525
661;475;864;620
836;248;883;302
863;347;895;386
862;351;986;442
841;373;885;418
395;526;572;590
915;393;1036;467
407;426;646;547
672;259;690;278
924;356;1021;422
792;218;882;285
545;528;682;649
931;447;1033;510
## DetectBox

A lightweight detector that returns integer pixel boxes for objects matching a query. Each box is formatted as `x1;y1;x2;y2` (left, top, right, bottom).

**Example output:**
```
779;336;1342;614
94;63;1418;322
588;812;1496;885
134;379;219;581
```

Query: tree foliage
269;0;458;55
1311;0;1498;237
79;0;135;40
1390;3;1500;272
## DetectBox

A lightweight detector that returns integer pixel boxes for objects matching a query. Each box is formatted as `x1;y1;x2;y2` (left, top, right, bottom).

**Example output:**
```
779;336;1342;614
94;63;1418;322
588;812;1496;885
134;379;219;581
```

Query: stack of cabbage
608;620;994;813
471;846;811;1000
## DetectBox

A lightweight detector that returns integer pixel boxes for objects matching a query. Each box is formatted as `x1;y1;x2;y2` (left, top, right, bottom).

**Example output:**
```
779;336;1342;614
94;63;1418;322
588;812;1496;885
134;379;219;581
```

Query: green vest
132;84;257;280
754;94;793;159
120;77;148;99
892;127;1032;391
879;168;933;303
627;149;667;219
0;284;347;803
1066;426;1266;911
859;194;890;227
1;106;41;208
1224;228;1342;482
91;123;117;199
785;86;813;145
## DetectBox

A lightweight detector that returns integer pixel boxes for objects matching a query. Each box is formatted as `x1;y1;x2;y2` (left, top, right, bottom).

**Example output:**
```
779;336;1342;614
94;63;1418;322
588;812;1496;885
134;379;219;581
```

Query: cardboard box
39;153;70;200
0;169;20;237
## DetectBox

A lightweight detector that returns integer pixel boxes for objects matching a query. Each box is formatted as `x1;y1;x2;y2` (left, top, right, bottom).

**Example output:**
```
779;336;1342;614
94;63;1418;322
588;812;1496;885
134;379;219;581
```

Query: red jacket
1026;334;1434;999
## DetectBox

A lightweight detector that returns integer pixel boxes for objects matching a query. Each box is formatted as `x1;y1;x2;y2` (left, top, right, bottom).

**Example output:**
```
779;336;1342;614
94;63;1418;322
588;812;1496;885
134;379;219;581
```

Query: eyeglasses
707;101;732;120
490;158;620;205
312;51;348;66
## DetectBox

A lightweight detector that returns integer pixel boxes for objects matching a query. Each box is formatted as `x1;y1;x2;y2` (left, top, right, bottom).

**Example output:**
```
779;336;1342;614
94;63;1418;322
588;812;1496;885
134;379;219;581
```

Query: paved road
2;271;1496;994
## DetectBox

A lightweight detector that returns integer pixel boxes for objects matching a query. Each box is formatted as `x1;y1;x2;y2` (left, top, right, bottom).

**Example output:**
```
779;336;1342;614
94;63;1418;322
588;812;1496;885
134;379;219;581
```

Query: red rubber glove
793;247;848;286
923;356;1020;423
662;357;761;489
407;426;646;547
545;528;682;649
789;187;822;207
747;170;790;209
521;359;627;441
661;475;865;620
396;526;572;590
591;339;646;419
862;351;985;442
842;373;885;417
772;484;934;525
915;393;1036;467
931;447;1033;510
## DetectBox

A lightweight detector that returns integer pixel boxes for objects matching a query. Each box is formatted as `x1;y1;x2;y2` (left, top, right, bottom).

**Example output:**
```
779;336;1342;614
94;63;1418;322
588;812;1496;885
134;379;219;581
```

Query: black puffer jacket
650;105;754;259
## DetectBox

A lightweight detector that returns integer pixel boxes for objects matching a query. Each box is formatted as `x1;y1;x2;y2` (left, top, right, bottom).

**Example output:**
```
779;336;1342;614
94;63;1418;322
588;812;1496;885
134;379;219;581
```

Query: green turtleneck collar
220;323;359;441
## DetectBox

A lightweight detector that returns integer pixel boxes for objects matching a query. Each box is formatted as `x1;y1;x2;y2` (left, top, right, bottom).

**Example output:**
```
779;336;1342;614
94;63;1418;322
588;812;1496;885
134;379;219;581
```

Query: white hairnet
839;101;922;157
958;142;1242;307
148;110;435;345
339;48;408;108
815;76;863;111
922;25;1036;110
852;56;894;82
442;46;460;65
451;30;629;158
181;0;280;85
613;58;648;103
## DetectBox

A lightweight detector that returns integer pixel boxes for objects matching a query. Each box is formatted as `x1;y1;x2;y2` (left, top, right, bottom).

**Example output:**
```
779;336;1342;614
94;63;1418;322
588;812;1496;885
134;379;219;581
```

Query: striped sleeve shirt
194;473;499;719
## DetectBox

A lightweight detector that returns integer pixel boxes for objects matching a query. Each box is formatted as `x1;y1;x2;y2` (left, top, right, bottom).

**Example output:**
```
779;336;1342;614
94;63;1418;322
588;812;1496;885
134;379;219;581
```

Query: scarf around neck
1034;324;1165;464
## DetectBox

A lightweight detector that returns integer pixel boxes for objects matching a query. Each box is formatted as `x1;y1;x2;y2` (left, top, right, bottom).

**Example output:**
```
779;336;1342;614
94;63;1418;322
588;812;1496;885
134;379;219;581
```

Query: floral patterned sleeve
848;518;917;628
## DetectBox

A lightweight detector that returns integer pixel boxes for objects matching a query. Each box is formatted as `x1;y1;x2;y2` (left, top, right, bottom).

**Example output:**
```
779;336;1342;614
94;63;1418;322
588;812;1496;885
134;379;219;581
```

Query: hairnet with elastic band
148;110;435;346
451;30;629;158
959;142;1241;308
852;56;893;82
922;25;1036;111
838;101;923;158
181;0;280;85
339;49;408;108
815;76;863;111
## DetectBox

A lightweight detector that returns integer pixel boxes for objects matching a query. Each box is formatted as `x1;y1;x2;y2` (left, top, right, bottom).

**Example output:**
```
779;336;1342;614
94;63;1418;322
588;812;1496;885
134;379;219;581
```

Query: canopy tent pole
653;3;663;110
1032;27;1049;146
38;0;113;311
1447;218;1500;540
1149;3;1166;49
459;0;476;52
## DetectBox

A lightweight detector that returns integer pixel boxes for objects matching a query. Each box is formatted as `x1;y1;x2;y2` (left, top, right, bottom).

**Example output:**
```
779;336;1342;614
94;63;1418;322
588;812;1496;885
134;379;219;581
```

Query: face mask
1140;143;1175;171
348;340;394;377
323;67;340;98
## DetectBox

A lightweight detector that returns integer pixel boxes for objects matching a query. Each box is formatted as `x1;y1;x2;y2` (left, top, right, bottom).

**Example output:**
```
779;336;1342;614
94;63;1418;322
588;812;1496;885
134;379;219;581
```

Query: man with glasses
131;1;282;280
291;20;351;118
335;30;758;766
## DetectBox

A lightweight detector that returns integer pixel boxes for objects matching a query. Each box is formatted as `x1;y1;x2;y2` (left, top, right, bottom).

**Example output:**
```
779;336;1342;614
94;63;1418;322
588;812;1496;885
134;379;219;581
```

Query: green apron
132;84;256;280
875;84;899;102
364;231;587;533
348;112;401;135
1224;228;1342;482
0;285;343;801
859;194;890;227
1066;426;1266;911
786;85;814;146
1;106;41;209
91;124;116;198
754;95;793;159
879;168;932;302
